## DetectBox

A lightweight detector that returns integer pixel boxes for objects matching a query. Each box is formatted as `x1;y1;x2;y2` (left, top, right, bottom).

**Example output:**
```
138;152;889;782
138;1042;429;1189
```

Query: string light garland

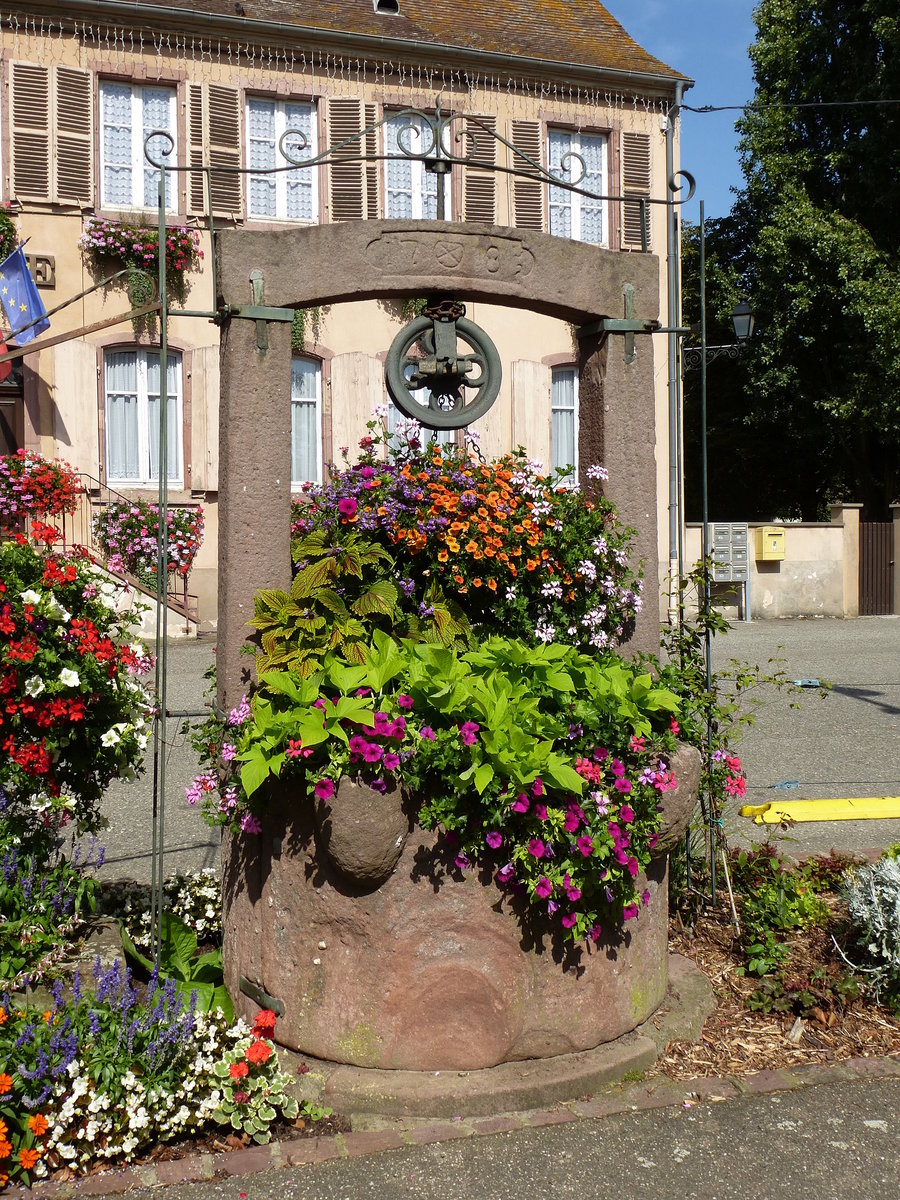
0;8;673;113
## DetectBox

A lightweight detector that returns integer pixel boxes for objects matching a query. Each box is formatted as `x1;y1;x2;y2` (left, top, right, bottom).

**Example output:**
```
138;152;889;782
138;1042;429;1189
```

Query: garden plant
191;419;688;944
0;460;313;1187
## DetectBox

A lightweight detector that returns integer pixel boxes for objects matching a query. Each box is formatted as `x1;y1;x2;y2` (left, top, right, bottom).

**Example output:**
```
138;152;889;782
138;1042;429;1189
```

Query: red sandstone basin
222;746;699;1072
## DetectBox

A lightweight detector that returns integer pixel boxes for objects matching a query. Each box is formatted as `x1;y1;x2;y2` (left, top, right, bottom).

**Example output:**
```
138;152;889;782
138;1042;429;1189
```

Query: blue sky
603;1;758;221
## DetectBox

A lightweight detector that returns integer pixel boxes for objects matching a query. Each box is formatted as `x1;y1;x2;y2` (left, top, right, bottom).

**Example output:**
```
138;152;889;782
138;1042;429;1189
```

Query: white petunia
24;675;45;697
20;589;42;605
100;728;121;746
59;668;80;688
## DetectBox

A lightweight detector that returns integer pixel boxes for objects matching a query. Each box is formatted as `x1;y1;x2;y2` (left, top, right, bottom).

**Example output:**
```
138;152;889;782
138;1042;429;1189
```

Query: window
551;367;578;484
100;81;176;210
105;349;182;487
291;357;322;486
247;98;317;221
548;129;607;245
384;113;450;220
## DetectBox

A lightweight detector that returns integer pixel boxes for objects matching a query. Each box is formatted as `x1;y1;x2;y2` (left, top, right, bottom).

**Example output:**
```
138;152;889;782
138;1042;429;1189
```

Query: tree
686;1;900;520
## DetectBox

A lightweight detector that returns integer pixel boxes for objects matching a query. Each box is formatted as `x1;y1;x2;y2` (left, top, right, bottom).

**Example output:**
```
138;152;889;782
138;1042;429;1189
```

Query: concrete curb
12;1053;900;1197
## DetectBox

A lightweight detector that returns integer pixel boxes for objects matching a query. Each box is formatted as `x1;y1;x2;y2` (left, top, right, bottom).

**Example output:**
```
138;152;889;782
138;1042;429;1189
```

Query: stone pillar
578;329;659;657
830;502;862;618
217;310;293;712
892;504;900;616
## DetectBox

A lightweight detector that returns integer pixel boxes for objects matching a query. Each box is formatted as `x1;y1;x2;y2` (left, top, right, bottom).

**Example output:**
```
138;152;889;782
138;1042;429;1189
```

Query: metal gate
859;522;894;615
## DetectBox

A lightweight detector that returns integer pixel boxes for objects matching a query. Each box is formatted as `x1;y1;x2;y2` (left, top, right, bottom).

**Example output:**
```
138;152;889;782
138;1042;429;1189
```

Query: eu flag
0;246;50;346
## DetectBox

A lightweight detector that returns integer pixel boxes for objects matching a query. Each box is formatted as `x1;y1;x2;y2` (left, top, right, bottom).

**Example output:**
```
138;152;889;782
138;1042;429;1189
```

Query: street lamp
682;298;755;371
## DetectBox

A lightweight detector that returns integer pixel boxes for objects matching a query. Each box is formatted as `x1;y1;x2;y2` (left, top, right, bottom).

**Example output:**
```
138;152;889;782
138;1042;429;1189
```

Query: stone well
222;745;701;1072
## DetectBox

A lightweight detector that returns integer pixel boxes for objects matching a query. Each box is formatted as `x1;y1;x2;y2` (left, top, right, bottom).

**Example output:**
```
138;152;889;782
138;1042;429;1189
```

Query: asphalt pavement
708;615;900;856
122;1077;900;1200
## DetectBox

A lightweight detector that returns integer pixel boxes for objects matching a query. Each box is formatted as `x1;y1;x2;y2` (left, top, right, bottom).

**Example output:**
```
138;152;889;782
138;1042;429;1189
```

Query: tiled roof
118;0;688;83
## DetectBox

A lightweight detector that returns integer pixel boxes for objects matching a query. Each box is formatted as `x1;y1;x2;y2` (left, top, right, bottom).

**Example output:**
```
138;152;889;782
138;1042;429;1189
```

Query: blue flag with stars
0;246;50;345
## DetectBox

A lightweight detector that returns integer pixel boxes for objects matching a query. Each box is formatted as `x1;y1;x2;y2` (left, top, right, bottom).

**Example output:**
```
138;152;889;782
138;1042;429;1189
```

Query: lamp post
682;200;755;909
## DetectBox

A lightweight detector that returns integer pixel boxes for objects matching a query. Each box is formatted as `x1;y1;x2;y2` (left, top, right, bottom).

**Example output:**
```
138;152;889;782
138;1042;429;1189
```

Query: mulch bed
660;899;900;1079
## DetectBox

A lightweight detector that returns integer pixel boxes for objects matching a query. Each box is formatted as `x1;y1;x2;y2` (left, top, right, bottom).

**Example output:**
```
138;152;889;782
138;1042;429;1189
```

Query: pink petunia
576;835;594;857
486;831;503;849
528;838;546;860
458;721;480;746
314;778;335;801
535;876;553;898
511;793;530;814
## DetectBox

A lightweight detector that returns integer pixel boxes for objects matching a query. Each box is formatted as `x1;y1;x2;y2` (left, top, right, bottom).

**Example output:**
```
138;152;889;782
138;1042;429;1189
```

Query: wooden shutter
54;67;93;205
185;83;242;218
186;83;207;216
462;116;496;224
509;120;544;230
207;85;243;216
621;132;651;249
363;102;380;219
328;98;365;221
10;63;51;201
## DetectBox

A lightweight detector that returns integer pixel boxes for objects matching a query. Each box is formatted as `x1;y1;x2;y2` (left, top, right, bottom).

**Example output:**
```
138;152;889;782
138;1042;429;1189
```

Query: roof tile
125;0;687;81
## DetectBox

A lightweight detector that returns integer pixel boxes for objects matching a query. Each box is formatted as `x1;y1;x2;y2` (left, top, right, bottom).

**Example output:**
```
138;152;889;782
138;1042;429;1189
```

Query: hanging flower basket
92;497;204;584
78;216;203;329
0;450;82;527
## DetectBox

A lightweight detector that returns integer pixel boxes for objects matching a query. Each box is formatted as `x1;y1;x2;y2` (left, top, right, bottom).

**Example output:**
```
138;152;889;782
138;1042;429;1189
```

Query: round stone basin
222;747;700;1072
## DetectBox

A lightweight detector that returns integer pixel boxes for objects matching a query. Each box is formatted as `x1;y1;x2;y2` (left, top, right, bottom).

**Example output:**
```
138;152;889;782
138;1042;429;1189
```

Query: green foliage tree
684;1;900;520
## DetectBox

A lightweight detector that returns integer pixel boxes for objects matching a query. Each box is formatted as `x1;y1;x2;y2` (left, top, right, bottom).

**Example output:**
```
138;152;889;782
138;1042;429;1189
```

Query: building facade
0;1;688;628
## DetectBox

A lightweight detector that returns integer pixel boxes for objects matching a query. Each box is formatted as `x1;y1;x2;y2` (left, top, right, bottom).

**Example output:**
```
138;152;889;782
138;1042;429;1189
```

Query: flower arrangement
0;530;152;840
78;217;202;284
291;421;642;653
0;974;312;1188
189;633;681;940
0;452;82;526
92;499;204;583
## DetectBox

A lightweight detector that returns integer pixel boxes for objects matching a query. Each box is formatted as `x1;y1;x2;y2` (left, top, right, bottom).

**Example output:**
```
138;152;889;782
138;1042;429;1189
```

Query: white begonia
24;675;45;697
59;667;80;688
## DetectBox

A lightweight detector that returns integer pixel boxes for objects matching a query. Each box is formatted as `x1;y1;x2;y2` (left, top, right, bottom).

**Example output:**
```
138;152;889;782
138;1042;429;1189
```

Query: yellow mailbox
755;525;786;561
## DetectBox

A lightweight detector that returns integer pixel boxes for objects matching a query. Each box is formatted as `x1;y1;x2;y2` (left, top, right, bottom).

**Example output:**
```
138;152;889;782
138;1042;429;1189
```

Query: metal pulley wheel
385;306;502;431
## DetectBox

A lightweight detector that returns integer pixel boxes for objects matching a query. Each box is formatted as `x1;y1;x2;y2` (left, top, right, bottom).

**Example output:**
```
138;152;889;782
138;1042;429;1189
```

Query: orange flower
0;1140;11;1162
526;559;538;572
27;1115;48;1137
0;1074;12;1096
437;549;448;562
453;573;464;585
0;1120;7;1138
18;1147;40;1170
464;540;478;554
487;579;497;591
473;578;483;588
0;1009;6;1025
